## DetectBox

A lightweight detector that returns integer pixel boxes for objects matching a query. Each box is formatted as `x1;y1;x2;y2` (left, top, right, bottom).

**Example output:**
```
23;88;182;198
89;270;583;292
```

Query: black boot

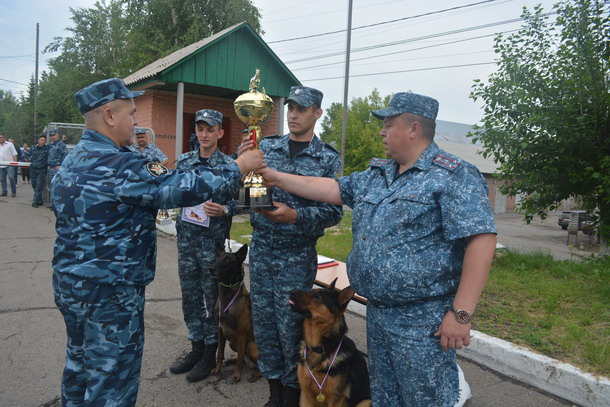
169;341;205;374
282;386;300;407
263;379;284;407
186;342;218;382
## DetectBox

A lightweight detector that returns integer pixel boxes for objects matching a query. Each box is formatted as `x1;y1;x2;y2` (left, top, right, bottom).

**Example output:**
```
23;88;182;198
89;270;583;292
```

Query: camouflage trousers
249;240;317;388
366;297;458;407
176;236;222;344
49;167;59;186
30;168;46;205
53;272;145;407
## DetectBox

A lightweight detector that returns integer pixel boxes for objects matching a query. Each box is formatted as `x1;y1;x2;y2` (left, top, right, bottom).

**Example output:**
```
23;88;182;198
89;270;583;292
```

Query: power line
290;29;521;71
0;78;29;86
302;61;498;82
284;12;556;65
267;0;501;44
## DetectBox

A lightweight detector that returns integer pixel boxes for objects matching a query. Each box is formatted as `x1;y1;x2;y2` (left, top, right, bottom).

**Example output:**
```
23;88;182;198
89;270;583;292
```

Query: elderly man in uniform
240;86;343;407
51;77;264;406
169;109;240;382
131;128;169;165
29;135;50;207
261;92;497;407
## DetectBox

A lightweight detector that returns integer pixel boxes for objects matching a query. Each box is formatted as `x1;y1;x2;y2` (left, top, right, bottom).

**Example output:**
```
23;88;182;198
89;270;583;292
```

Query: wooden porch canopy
123;22;301;156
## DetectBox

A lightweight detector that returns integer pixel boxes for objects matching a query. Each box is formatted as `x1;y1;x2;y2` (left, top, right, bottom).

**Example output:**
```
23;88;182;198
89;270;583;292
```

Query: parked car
558;211;594;234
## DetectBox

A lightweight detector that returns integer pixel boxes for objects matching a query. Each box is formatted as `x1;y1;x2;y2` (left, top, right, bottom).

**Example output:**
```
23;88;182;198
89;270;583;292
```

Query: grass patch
230;213;610;376
477;251;610;376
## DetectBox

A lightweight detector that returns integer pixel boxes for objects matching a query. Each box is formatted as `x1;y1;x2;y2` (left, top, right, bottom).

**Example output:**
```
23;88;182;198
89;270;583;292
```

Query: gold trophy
234;69;275;209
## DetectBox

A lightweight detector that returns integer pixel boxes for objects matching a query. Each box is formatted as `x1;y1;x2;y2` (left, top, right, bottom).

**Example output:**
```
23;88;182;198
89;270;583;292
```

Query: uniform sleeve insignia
146;161;169;177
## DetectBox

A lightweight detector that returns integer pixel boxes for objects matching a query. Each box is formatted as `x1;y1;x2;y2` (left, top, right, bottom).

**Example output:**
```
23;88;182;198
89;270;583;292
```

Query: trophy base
237;187;275;209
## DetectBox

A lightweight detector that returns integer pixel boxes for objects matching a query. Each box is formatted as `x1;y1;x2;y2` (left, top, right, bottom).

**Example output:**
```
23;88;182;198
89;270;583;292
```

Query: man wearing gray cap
130;128;168;165
169;109;240;382
261;91;497;406
51;78;265;406
241;85;343;406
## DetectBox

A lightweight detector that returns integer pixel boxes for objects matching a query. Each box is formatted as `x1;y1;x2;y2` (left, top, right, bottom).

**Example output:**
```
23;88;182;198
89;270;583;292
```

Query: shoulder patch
146;161;169;177
323;142;340;155
432;154;462;171
368;157;391;167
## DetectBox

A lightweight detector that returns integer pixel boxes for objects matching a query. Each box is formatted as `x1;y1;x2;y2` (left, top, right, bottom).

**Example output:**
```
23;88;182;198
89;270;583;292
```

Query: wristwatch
223;205;230;216
449;306;472;324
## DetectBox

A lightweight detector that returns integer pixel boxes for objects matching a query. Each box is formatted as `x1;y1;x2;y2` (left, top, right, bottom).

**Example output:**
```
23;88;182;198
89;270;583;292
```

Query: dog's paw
211;364;222;375
248;371;261;383
230;374;242;383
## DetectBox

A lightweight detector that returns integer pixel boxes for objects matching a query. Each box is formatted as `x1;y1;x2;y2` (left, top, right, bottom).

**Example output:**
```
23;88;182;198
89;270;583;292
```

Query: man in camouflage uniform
28;134;50;207
169;109;240;382
51;78;264;407
130;128;169;165
47;129;69;209
48;129;68;182
261;92;497;407
243;86;343;407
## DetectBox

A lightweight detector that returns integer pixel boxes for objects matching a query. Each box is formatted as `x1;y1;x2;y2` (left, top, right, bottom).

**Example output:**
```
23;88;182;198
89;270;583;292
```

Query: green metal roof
124;22;300;98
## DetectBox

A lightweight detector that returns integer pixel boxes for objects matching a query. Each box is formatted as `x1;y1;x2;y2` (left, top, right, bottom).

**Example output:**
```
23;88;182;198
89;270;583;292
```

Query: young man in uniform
242;86;343;407
169;109;240;382
51;78;264;406
261;92;497;407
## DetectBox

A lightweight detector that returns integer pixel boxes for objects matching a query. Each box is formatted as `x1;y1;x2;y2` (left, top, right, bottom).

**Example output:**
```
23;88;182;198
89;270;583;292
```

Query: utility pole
33;23;39;141
340;0;353;169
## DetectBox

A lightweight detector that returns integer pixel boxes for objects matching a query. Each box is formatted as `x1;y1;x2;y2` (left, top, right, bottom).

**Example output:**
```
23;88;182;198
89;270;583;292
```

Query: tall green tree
470;0;610;243
320;89;390;175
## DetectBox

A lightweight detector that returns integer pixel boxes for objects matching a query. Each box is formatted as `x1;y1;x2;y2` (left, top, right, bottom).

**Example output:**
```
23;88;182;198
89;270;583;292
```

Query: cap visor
284;97;311;107
121;90;145;99
371;108;400;119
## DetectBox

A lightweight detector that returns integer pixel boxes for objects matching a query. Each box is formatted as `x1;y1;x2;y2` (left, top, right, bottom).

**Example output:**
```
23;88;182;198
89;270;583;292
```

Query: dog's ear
337;286;355;311
329;277;338;291
236;244;248;263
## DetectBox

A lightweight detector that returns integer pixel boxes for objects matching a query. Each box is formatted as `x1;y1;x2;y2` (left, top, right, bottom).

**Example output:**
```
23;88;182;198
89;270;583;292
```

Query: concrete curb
459;331;610;407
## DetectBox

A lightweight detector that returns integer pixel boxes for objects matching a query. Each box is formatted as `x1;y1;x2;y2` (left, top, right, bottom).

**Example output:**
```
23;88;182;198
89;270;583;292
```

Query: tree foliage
0;0;263;140
470;0;610;241
320;89;390;175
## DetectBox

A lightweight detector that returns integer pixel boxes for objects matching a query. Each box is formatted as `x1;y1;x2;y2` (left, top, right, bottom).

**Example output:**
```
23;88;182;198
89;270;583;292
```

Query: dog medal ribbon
304;336;344;404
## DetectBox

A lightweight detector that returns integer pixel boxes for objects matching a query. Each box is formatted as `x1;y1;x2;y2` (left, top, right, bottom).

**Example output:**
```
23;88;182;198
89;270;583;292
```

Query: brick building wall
134;90;280;167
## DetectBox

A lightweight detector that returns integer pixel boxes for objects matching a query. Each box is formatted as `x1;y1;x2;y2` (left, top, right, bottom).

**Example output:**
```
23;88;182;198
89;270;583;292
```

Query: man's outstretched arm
260;167;344;206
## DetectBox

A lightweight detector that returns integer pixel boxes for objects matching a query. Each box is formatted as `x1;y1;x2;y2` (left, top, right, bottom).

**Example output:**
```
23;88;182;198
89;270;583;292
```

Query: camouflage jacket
51;130;242;286
338;142;496;305
175;148;239;240
28;144;50;169
251;134;343;248
48;140;69;166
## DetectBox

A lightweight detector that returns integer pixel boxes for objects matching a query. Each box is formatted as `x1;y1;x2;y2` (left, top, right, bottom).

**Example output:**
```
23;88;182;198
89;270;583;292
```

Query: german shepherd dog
289;279;372;407
208;244;260;383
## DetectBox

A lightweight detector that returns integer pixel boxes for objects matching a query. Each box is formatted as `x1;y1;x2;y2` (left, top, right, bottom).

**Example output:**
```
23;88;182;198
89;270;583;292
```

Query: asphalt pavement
0;185;578;406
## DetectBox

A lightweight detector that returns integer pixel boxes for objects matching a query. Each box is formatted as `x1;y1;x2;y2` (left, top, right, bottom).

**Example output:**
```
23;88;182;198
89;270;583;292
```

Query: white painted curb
459;330;610;407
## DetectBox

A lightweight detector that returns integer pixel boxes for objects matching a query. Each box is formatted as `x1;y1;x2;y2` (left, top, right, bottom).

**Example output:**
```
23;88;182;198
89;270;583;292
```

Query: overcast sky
1;0;560;127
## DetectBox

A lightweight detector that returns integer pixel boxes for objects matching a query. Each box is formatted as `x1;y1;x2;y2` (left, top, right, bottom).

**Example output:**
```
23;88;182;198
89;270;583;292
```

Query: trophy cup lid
234;69;274;126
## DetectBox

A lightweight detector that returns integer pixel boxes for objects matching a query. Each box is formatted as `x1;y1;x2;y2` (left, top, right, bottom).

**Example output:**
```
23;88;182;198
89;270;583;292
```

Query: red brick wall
134;90;281;167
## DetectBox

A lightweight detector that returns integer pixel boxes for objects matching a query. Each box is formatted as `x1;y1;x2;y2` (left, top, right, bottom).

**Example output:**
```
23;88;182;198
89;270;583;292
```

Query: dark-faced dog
289;279;371;407
208;244;260;383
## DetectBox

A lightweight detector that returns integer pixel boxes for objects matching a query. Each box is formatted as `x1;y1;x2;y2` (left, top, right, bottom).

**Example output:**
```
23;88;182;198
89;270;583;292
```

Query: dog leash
303;336;344;403
217;281;243;317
